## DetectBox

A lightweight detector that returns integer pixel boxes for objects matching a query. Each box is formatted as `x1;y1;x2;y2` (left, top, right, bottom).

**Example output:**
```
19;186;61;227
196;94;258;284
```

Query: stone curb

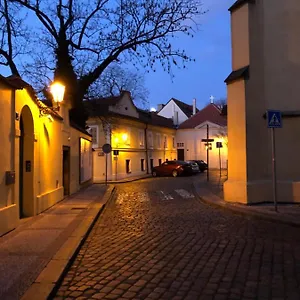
21;185;116;300
96;174;152;184
193;183;300;228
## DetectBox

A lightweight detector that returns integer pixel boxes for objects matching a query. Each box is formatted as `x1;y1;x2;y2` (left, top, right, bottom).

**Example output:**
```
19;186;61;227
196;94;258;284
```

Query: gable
109;92;139;118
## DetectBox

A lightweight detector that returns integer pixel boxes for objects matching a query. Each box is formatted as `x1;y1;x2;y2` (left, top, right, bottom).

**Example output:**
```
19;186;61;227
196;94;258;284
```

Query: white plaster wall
157;100;189;125
176;125;228;169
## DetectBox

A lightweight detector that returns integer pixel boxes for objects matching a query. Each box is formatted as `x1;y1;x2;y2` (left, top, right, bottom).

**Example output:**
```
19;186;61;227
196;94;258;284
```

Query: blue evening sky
146;0;233;111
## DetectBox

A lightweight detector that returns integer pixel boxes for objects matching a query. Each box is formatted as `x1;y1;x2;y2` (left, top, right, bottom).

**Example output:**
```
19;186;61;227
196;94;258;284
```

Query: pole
207;124;209;182
219;147;221;177
105;153;108;186
115;156;118;181
271;127;278;212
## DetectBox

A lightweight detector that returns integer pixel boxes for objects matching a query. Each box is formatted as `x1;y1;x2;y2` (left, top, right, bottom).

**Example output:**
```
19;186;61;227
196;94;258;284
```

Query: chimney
192;98;196;115
157;104;164;112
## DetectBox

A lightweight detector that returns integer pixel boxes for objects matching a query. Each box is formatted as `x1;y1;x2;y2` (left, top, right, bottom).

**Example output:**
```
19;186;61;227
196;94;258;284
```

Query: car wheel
172;170;178;177
152;170;157;177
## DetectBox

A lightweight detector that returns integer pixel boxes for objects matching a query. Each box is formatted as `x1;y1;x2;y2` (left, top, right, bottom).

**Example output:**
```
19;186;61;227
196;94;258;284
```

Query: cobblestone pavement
53;175;300;300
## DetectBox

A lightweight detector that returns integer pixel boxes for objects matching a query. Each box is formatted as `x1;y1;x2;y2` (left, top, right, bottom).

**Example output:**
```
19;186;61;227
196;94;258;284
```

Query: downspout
145;123;149;174
11;88;16;207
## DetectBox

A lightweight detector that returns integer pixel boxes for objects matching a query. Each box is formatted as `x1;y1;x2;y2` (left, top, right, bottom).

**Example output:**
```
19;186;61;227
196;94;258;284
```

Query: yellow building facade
86;91;177;181
0;76;92;236
224;0;300;204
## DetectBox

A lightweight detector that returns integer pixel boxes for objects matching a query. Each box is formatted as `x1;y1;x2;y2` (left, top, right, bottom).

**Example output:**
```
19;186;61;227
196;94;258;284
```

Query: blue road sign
267;110;282;128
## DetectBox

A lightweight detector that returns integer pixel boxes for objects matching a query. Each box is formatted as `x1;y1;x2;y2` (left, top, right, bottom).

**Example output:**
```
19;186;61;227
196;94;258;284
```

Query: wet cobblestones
53;177;300;299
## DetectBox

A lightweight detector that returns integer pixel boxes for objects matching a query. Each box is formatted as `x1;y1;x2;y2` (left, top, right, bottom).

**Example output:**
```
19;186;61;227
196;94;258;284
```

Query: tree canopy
1;0;203;126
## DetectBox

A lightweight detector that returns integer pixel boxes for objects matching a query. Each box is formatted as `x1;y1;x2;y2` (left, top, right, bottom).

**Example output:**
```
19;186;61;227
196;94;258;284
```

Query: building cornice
229;0;255;13
224;66;250;85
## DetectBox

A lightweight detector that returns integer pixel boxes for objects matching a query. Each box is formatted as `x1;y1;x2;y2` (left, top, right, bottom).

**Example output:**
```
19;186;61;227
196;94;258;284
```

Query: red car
152;160;193;177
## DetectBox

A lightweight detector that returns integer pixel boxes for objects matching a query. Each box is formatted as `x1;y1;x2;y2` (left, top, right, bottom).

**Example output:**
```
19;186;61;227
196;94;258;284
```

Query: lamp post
50;82;65;111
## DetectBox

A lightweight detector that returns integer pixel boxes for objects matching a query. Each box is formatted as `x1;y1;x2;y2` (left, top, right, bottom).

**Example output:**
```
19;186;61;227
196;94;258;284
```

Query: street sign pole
206;124;209;182
105;154;108;186
102;143;112;186
271;127;277;212
219;147;221;178
267;110;282;212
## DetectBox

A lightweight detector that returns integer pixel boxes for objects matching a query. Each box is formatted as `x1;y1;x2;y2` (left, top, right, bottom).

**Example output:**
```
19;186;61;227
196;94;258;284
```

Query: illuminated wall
80;138;92;184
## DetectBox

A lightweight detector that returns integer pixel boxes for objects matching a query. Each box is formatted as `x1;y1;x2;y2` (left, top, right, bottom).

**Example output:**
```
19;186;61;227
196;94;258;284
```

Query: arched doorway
19;105;34;218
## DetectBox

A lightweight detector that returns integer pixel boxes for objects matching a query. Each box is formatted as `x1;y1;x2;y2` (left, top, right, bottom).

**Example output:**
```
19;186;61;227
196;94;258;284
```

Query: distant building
157;98;199;126
85;91;177;181
176;103;227;169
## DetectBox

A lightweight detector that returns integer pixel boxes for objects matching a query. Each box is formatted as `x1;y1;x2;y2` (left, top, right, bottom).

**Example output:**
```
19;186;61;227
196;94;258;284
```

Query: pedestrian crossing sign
267;110;282;128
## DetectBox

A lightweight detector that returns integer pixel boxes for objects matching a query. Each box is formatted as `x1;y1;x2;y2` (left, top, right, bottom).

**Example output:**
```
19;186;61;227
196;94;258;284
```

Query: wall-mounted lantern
39;81;65;116
50;82;65;111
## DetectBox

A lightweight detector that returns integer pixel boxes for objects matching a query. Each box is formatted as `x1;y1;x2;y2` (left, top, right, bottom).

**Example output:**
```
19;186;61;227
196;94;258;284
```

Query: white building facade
176;104;228;169
157;98;198;126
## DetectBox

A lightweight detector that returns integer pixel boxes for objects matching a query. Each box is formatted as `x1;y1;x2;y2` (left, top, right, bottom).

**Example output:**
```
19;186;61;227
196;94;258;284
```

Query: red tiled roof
178;104;227;129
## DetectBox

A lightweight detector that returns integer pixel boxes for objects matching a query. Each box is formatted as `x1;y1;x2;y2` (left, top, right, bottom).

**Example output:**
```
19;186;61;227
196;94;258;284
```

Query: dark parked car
185;161;200;173
152;160;194;177
193;160;208;172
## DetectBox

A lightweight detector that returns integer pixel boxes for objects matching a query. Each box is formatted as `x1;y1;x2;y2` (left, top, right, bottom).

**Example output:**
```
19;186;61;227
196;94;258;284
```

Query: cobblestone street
53;176;300;300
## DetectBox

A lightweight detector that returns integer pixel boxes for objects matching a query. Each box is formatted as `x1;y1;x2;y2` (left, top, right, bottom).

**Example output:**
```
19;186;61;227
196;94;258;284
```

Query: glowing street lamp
50;82;65;111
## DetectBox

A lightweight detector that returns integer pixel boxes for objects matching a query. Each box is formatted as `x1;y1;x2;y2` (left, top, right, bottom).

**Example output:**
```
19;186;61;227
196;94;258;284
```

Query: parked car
193;160;208;172
152;160;194;177
185;160;200;174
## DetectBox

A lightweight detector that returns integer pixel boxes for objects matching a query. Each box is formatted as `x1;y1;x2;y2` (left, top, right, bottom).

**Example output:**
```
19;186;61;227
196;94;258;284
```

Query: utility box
5;171;15;185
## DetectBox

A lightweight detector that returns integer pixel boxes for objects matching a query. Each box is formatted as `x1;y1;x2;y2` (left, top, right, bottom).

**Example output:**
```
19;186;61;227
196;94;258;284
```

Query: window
156;134;161;148
141;159;145;171
177;142;184;148
148;131;153;148
159;159;162;166
124;128;131;146
139;130;144;147
139;130;145;147
126;160;131;173
150;159;154;170
164;135;168;149
172;136;176;148
88;125;98;148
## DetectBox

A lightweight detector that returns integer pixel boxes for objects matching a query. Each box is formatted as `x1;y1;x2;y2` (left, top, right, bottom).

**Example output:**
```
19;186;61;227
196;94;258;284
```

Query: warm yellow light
122;133;128;142
50;82;65;103
114;137;119;144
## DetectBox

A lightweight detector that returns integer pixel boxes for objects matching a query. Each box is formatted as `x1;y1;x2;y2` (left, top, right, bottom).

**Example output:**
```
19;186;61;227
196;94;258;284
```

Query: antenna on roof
210;95;215;104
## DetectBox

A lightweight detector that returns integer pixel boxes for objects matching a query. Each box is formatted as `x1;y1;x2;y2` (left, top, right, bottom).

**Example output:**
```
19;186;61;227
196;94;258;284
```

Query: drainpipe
145;123;149;174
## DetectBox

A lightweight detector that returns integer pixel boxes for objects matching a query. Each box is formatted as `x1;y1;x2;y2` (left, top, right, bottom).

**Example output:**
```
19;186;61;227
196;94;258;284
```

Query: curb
21;185;116;300
96;175;152;184
193;183;300;228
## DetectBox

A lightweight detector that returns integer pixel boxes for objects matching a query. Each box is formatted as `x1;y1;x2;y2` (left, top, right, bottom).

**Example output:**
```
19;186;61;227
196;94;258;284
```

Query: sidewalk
0;184;115;300
193;170;300;227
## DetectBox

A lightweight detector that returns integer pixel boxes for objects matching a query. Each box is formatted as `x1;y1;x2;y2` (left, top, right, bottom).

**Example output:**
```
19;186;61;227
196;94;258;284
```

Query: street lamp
39;81;65;116
50;82;65;111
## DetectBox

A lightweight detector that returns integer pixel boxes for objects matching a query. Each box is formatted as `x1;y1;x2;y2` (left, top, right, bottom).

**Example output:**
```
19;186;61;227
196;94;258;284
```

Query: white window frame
88;125;99;148
164;135;168;149
156;133;161;149
139;130;145;147
124;127;131;146
148;131;153;148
